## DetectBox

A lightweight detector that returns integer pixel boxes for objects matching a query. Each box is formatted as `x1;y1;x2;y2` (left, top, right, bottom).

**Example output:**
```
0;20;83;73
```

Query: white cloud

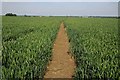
2;0;120;2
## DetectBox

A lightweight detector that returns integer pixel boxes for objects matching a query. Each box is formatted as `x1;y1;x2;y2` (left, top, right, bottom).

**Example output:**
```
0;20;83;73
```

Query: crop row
2;16;119;79
64;18;119;79
2;16;61;79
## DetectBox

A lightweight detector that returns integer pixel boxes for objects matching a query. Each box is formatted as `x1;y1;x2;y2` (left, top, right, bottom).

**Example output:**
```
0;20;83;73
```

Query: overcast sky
2;2;119;16
2;0;120;2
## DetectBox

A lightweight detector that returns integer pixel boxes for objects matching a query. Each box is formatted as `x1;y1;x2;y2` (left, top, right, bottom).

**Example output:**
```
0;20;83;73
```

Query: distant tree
24;14;27;17
5;13;17;16
24;15;31;17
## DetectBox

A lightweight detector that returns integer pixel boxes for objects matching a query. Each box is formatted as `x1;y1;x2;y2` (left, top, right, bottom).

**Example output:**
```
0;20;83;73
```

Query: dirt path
44;22;76;78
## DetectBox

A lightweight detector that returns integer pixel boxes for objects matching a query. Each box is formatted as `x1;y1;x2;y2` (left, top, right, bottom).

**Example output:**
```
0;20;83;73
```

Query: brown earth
44;22;76;79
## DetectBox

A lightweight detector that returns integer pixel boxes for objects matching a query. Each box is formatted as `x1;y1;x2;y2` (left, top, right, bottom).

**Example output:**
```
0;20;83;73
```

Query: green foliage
2;16;61;79
65;18;119;79
5;13;17;16
2;16;119;79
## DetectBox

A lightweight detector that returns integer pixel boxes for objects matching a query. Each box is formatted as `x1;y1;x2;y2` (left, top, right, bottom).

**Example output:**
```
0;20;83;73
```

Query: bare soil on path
44;22;76;79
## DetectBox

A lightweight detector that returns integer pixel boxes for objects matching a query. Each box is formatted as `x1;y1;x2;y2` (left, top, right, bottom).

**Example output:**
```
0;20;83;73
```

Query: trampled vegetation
2;16;119;79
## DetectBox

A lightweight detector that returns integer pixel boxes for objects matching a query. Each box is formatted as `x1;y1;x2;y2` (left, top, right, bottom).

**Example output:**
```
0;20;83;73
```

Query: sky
2;2;119;16
2;0;120;2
